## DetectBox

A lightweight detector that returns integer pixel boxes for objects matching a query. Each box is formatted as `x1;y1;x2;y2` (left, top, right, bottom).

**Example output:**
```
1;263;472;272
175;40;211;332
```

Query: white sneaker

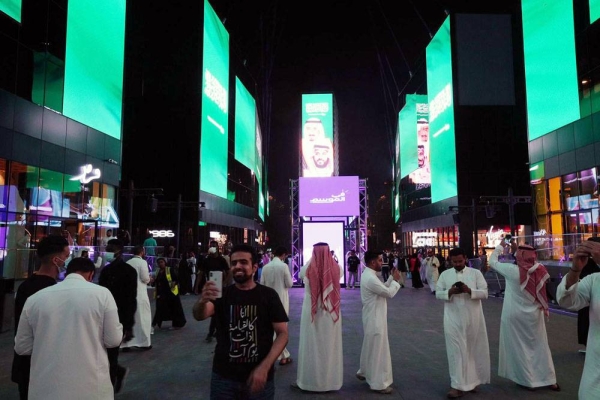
151;327;155;335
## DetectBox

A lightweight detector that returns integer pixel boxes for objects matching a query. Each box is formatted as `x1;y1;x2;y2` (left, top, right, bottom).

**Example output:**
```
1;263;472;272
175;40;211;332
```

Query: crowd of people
10;234;600;399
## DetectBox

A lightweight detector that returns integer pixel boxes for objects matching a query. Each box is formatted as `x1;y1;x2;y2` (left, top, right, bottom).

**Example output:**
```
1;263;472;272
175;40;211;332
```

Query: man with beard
305;138;334;177
193;244;288;399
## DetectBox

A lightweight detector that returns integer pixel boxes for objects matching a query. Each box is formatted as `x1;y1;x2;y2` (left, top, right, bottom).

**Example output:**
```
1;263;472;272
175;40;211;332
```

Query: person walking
423;248;440;294
292;242;343;392
356;250;401;394
152;257;187;330
260;246;294;365
346;249;360;289
122;245;153;351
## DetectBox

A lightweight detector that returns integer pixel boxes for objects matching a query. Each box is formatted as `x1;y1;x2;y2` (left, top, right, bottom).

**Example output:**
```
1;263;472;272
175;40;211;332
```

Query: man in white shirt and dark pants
15;257;123;399
260;246;294;365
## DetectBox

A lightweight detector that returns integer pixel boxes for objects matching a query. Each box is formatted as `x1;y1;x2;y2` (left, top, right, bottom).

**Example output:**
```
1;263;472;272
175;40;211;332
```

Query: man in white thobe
356;250;401;394
423;249;440;294
488;244;559;391
436;247;490;399
122;245;153;350
260;246;293;364
557;238;600;399
15;257;123;400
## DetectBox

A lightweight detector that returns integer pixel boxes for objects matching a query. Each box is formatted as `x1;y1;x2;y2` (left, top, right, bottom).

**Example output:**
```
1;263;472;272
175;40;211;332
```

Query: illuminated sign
301;94;334;178
592;0;600;23
150;230;175;238
412;232;437;247
69;164;101;184
299;176;359;217
0;0;21;22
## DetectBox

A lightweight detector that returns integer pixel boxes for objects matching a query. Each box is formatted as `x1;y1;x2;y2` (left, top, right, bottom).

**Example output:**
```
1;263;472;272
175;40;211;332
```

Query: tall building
0;0;125;281
121;0;266;253
395;2;532;258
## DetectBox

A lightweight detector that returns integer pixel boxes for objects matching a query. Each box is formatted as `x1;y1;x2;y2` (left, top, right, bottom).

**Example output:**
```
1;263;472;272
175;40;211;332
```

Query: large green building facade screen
399;94;428;180
591;0;600;23
301;93;334;178
426;16;457;203
0;0;21;22
256;117;264;221
63;0;126;140
522;0;580;141
201;0;229;199
234;77;256;171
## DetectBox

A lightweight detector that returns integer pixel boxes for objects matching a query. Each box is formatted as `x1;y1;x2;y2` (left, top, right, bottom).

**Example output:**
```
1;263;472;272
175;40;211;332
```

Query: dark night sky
210;0;516;208
210;0;449;205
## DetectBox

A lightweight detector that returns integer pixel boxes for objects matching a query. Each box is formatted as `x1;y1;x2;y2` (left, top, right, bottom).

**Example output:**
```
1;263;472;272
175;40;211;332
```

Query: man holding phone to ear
193;244;288;399
557;237;600;399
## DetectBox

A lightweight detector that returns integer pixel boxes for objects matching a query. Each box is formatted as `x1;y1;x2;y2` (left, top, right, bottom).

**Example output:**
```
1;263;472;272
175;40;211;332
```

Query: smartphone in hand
209;271;223;298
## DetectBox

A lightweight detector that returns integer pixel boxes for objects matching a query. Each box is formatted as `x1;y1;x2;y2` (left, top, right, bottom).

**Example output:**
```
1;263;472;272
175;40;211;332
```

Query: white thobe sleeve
557;274;593;311
488;245;517;278
470;270;488;300
284;265;293;288
139;262;151;284
103;294;124;348
299;260;310;280
365;273;400;298
14;306;34;355
436;272;452;301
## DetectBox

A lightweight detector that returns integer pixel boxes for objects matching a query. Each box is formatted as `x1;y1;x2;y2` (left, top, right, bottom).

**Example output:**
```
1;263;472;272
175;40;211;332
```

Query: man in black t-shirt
12;234;70;400
193;244;288;399
346;250;360;289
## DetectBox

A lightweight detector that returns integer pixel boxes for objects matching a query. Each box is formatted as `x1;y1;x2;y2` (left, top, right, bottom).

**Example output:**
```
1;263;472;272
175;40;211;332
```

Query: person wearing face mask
15;257;122;399
11;234;70;400
196;241;230;342
98;239;138;394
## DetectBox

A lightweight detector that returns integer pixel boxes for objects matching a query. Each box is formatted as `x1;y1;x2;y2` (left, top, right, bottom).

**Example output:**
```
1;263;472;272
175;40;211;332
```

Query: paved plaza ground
0;277;585;399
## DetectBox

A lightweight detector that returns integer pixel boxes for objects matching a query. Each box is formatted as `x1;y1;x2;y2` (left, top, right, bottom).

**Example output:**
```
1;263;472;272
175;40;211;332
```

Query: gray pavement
0;279;584;399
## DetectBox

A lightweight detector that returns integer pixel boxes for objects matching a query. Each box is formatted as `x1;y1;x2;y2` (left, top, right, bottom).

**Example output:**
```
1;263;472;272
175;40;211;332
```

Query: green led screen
522;0;579;141
256;119;264;221
301;93;334;177
0;0;21;22
591;0;600;23
200;0;229;199
399;94;428;180
234;77;256;171
426;16;457;203
63;0;125;140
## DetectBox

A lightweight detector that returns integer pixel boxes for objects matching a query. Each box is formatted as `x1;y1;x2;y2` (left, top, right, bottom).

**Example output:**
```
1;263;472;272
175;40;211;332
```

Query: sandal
279;357;293;365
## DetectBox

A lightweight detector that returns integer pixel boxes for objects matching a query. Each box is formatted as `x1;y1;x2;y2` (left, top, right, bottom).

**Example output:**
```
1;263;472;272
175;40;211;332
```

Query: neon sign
70;164;101;184
150;230;175;238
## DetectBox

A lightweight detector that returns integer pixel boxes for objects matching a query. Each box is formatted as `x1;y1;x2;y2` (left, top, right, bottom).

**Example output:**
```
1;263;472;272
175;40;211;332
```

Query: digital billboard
200;0;229;199
234;77;256;171
399;95;428;179
301;222;345;284
522;0;580;140
0;0;21;22
301;94;334;177
63;0;126;140
256;115;265;221
299;176;359;217
591;0;600;23
426;16;457;203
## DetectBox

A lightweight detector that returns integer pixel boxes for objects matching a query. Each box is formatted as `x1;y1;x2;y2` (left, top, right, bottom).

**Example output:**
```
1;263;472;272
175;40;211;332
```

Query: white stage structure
289;177;368;287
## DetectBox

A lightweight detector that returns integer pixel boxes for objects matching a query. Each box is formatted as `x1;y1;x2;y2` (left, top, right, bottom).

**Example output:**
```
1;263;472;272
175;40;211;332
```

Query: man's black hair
107;238;124;249
37;235;69;259
66;257;95;275
132;245;145;255
364;250;383;265
274;246;288;257
449;247;467;258
230;244;258;264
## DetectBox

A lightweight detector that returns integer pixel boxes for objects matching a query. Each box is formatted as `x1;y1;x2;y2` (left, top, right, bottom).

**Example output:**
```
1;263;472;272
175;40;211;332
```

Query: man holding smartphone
193;244;288;399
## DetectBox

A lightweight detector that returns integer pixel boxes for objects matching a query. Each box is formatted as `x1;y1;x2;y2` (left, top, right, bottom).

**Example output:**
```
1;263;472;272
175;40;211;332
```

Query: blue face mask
104;252;115;262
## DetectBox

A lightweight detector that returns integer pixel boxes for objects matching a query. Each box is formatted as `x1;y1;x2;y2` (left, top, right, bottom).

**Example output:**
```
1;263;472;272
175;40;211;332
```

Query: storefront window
533;181;548;216
548;177;562;212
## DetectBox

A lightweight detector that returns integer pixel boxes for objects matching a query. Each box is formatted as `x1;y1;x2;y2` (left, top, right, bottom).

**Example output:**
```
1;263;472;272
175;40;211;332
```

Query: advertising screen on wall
590;0;600;24
522;0;580;141
0;0;21;22
301;222;345;284
234;77;256;171
63;0;125;140
399;95;428;179
200;0;229;199
299;176;359;217
301;93;334;177
256;115;264;221
426;16;457;203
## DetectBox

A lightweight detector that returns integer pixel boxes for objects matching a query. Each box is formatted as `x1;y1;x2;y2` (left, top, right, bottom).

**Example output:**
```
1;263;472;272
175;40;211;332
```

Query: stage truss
289;178;368;286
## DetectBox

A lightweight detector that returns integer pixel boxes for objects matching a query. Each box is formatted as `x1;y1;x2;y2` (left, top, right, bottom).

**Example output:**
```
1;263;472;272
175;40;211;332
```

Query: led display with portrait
301;94;334;178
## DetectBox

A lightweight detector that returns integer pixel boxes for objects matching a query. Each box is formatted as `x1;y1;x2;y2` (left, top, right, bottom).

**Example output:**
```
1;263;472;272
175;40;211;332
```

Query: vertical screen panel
591;0;600;23
302;222;345;284
301;93;334;177
0;0;21;22
256;115;264;220
234;77;256;171
522;0;580;140
63;0;125;140
426;16;457;203
200;0;229;198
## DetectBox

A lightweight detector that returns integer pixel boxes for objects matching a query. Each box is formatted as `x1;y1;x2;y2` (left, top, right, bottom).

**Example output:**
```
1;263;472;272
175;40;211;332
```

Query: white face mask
104;252;115;262
208;247;217;254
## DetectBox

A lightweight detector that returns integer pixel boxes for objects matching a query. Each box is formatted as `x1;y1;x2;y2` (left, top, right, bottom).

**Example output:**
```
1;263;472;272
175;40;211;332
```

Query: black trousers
107;346;124;386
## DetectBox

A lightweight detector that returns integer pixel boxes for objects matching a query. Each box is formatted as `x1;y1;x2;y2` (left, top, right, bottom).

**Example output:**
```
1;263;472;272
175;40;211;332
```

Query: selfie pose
436;247;490;399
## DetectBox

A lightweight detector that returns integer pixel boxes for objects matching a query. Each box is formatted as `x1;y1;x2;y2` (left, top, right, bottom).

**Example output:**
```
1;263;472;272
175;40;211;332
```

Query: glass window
533;181;548;215
548;177;562;212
